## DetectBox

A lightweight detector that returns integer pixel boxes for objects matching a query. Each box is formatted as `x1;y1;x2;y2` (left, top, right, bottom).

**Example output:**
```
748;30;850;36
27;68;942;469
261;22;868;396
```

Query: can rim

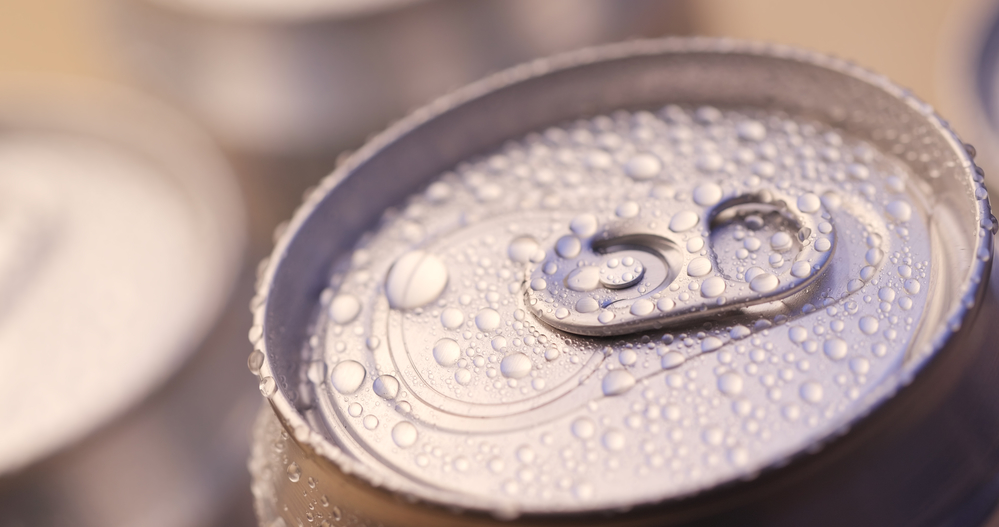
252;36;993;515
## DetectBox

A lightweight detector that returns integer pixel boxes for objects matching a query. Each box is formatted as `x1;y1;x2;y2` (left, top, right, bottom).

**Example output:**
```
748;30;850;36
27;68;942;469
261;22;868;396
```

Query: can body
250;39;998;526
107;0;692;155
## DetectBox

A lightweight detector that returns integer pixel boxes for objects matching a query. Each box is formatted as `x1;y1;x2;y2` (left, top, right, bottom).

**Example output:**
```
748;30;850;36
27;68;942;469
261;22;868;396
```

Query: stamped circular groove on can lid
251;38;993;523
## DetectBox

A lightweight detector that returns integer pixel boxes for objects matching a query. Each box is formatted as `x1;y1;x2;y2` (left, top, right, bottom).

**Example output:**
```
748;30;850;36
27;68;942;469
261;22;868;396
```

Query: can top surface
252;39;993;516
0;79;245;476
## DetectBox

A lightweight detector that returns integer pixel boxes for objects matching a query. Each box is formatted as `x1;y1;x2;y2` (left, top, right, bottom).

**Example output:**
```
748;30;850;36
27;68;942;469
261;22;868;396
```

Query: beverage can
107;0;691;155
0;78;250;527
249;39;999;526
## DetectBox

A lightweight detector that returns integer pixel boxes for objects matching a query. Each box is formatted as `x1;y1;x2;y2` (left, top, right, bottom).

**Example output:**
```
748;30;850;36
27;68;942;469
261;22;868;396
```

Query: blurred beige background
0;0;967;107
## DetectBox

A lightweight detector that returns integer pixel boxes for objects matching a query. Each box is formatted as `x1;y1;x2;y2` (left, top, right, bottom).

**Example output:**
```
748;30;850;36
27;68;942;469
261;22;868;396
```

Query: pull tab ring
525;188;836;336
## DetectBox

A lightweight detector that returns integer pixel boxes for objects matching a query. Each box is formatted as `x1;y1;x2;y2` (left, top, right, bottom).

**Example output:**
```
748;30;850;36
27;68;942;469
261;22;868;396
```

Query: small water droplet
247;350;264;374
287;462;301;483
258;376;276;397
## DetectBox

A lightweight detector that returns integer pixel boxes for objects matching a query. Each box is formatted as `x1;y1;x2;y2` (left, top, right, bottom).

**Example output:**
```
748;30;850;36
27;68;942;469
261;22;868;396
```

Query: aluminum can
0;78;251;527
106;0;692;155
248;39;999;526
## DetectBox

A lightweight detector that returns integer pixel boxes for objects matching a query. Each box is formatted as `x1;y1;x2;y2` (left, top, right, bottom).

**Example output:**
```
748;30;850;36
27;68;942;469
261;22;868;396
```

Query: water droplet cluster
301;106;931;512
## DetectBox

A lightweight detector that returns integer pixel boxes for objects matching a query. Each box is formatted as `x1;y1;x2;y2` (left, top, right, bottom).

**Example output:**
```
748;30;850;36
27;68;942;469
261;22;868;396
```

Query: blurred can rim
938;0;999;181
0;75;247;476
251;37;994;520
134;0;428;23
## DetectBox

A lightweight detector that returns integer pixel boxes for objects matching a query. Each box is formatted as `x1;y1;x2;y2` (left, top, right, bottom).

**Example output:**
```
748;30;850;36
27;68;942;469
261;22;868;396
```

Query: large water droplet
885;200;912;222
625;153;662;180
717;371;744;396
737;120;766;141
330;361;366;394
749;273;779;293
800;381;824;403
385;251;448;309
669;211;699;232
570;214;599;237
661;351;685;369
475;309;501;331
433;338;461;366
566;266;601;292
556;235;582;258
330;294;361;324
571;417;595;438
602;370;636;396
372;375;400;399
602;429;626;451
693;183;723;206
858;316;879;335
823;338;847;360
702;336;723;352
508;236;540;263
441;308;465;329
392;421;418;448
701;276;726;298
796;193;821;213
687;257;712;277
500;353;532;378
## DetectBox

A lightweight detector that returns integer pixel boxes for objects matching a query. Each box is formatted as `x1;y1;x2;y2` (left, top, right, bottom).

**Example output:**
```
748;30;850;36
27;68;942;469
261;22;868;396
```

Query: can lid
0;78;245;475
254;39;994;517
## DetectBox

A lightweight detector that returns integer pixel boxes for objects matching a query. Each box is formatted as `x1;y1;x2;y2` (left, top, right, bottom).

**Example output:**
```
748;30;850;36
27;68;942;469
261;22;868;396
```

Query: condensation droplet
500;353;532;378
385;251;448;309
372;375;400;399
433;338;462;366
330;294;361;324
330;361;366;394
392;421;418;448
602;370;636;395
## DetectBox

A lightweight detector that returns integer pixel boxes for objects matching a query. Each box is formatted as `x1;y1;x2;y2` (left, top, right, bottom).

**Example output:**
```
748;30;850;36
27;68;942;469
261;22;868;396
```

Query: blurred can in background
0;79;253;527
106;0;692;156
247;39;999;527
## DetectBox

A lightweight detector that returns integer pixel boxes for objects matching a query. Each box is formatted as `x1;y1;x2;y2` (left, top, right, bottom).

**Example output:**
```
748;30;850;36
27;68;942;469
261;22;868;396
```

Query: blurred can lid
0;77;245;476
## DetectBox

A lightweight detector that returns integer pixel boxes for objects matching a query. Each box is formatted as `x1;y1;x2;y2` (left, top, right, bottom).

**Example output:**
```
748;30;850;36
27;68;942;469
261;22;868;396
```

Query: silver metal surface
250;38;997;526
0;78;251;527
106;0;691;155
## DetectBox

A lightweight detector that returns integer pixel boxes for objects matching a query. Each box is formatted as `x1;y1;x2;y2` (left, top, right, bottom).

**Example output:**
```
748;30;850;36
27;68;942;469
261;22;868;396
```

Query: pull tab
525;189;835;336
